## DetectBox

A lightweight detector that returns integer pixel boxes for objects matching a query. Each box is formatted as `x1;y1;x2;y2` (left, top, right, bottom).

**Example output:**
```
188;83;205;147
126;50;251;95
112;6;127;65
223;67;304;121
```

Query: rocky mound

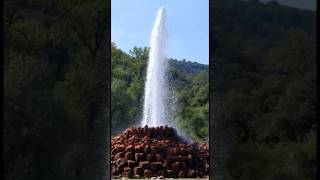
111;125;209;178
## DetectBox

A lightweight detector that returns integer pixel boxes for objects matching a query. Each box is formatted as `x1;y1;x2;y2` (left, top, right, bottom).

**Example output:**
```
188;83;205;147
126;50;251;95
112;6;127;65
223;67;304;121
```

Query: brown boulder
181;161;188;171
143;145;152;154
155;154;163;162
180;148;188;155
171;162;181;173
135;153;144;162
132;175;141;179
171;156;181;162
150;146;159;153
149;162;163;172
123;167;131;172
166;169;176;178
162;161;169;170
116;158;126;166
173;147;180;155
134;167;143;176
146;153;156;162
144;169;153;178
178;170;186;178
186;169;197;178
125;152;133;160
122;171;133;178
111;166;117;175
125;145;134;153
157;170;166;177
139;161;150;169
114;152;124;161
111;126;209;178
186;148;193;154
127;160;135;169
134;145;142;153
198;171;204;178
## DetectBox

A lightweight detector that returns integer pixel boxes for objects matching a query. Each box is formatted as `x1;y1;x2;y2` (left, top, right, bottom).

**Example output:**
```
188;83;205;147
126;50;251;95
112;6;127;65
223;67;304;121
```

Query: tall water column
141;7;168;127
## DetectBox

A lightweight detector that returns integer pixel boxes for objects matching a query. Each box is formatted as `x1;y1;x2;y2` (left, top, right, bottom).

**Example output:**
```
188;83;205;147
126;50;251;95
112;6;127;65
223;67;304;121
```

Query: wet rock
144;169;153;178
156;170;166;177
150;146;159;154
181;161;188;171
116;158;126;166
122;170;133;178
149;162;163;172
162;161;169;171
171;162;181;173
146;153;156;162
135;145;142;153
114;152;124;161
143;145;152;154
132;174;141;179
111;126;209;178
127;160;135;169
123;167;131;172
155;154;163;162
166;169;176;178
134;167;143;176
139;161;150;169
135;153;144;162
111;166;117;175
186;169;197;178
125;145;134;153
178;170;186;178
125;151;133;160
198;171;204;178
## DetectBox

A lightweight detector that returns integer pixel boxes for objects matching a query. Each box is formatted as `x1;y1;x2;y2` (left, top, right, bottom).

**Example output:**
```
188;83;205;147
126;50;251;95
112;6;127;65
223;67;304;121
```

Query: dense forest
4;0;110;179
111;43;209;141
211;0;317;179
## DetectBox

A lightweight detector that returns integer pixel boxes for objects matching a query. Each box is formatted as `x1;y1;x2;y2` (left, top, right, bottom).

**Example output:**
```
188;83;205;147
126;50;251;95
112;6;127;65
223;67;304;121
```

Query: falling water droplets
141;7;169;127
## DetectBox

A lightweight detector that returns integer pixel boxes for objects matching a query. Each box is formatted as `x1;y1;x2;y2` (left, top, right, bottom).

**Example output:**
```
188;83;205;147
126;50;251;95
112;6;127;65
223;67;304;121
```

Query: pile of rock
111;125;209;178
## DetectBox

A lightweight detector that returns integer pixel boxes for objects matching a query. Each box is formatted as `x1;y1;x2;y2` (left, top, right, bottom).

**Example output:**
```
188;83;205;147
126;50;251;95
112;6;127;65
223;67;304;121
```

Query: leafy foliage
4;0;110;179
111;44;209;141
211;0;316;179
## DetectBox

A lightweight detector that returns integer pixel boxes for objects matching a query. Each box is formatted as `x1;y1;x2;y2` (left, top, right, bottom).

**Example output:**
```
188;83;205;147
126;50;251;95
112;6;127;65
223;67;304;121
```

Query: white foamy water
141;7;168;127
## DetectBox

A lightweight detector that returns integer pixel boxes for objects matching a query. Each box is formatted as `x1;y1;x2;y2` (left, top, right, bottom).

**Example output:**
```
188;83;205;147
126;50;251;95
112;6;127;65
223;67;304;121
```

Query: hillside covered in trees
211;0;317;179
4;0;110;179
111;43;209;141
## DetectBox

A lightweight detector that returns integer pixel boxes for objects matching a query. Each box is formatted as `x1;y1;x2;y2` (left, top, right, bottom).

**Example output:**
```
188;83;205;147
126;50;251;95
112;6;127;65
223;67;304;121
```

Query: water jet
142;7;169;127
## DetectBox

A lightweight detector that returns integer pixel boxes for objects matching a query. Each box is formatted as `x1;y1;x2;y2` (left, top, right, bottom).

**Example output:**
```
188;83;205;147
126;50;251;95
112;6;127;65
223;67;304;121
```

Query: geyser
142;7;168;127
111;7;210;179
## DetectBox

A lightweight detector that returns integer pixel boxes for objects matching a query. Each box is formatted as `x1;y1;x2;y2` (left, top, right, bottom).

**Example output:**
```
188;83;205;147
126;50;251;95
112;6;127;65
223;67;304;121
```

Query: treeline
168;60;209;141
4;0;110;179
211;0;316;179
111;43;209;141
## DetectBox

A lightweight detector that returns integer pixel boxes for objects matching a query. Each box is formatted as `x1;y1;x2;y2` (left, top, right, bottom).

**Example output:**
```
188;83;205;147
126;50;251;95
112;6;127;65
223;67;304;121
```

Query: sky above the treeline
112;0;209;65
112;0;316;65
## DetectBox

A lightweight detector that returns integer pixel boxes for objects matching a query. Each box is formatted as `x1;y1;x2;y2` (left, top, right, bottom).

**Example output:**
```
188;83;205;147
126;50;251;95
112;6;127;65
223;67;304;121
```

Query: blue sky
112;0;209;65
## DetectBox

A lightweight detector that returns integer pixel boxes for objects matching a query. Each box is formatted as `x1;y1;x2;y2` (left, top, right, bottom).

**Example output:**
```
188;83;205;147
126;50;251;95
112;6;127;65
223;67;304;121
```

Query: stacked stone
111;125;209;178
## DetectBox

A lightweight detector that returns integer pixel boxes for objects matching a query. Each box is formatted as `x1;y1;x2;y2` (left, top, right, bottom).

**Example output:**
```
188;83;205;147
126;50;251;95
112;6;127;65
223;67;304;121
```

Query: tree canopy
211;0;316;179
111;44;209;141
4;0;110;179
